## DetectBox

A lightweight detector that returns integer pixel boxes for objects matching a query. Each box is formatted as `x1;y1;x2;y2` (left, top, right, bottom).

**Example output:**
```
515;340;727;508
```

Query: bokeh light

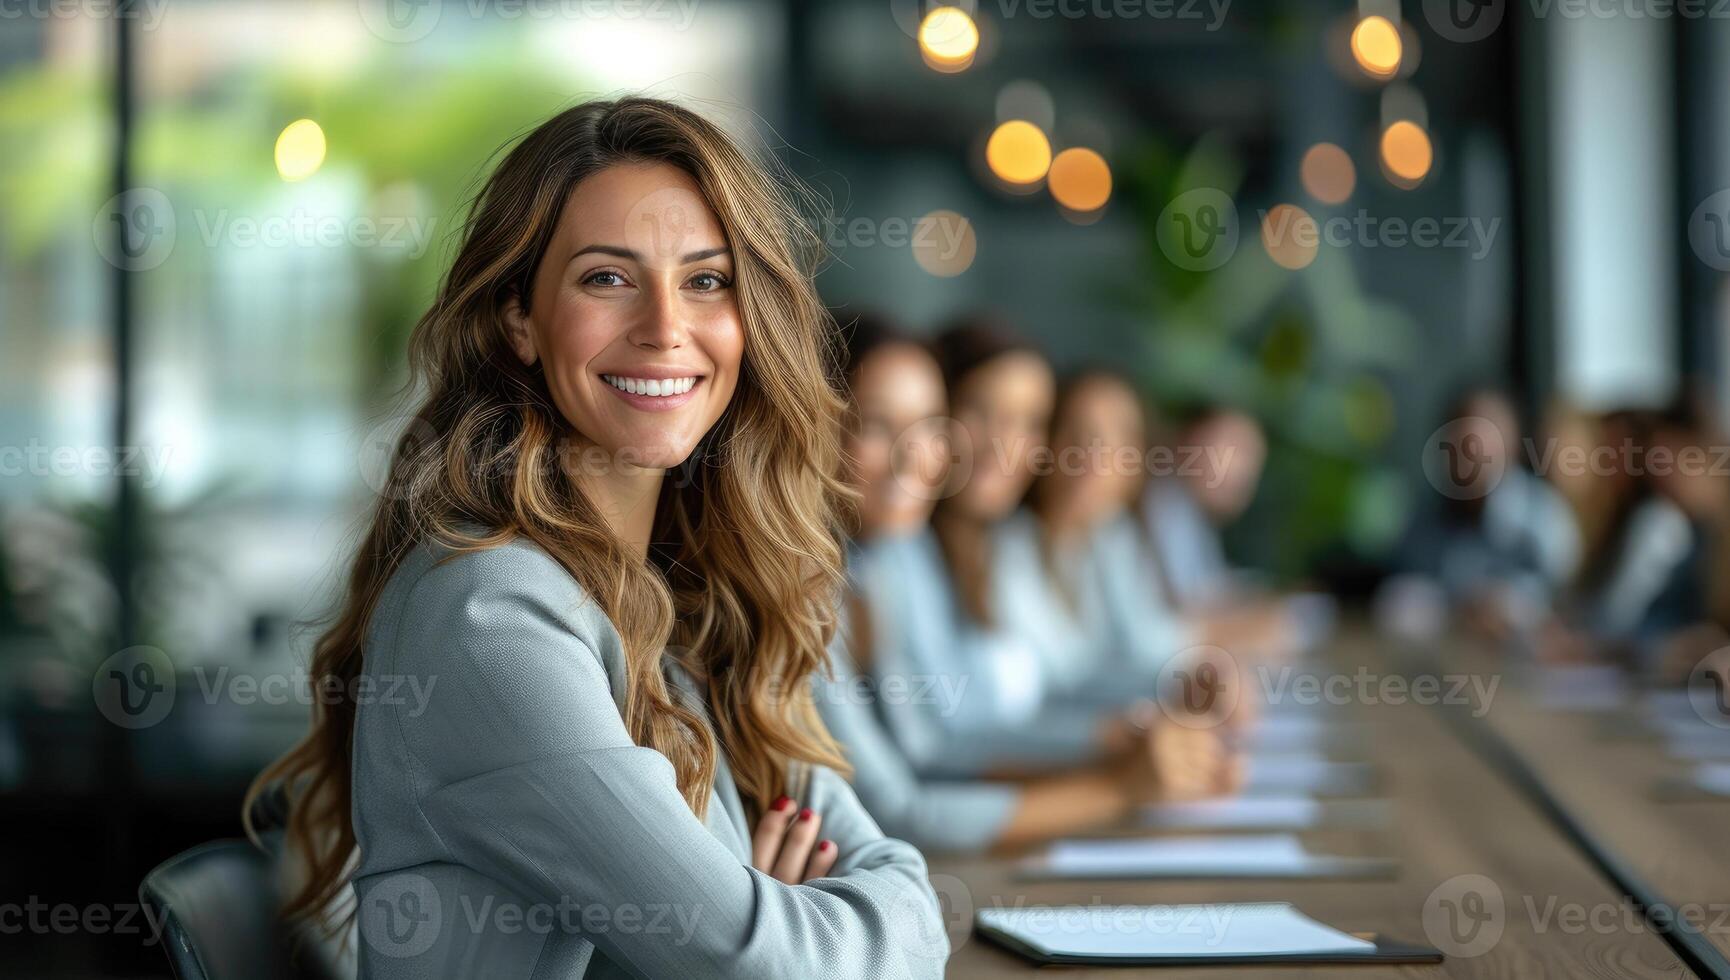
919;7;979;73
912;210;977;276
1380;120;1433;185
1300;142;1355;205
1048;147;1112;212
274;118;327;182
985;120;1052;185
1350;15;1402;79
1260;203;1318;270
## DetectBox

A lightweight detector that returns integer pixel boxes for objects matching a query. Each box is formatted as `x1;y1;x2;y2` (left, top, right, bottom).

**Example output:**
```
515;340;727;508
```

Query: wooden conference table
930;629;1703;978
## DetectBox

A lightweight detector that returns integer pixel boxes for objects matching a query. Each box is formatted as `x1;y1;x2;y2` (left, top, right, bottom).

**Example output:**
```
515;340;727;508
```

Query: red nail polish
819;840;833;852
798;808;814;822
773;795;792;811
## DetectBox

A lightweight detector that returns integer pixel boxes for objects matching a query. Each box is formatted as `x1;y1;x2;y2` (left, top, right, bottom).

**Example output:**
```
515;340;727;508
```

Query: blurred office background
2;0;1728;974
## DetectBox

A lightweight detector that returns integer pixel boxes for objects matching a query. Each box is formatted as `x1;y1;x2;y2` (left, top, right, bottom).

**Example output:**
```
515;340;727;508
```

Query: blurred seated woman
246;99;944;979
816;320;1234;853
1139;405;1267;611
1002;371;1278;717
1544;398;1729;671
1398;387;1582;643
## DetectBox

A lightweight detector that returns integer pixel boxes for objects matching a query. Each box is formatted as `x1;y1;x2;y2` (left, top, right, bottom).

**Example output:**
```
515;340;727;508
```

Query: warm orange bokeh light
1350;15;1402;78
985;120;1052;185
1381;120;1433;184
1261;203;1318;270
1300;142;1355;205
1048;147;1112;212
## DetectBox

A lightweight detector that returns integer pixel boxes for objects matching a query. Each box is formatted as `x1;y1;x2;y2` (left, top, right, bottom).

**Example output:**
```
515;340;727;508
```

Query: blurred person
1544;398;1729;669
817;320;1234;854
1139;405;1268;610
1400;387;1582;643
1007;370;1275;717
246;99;945;979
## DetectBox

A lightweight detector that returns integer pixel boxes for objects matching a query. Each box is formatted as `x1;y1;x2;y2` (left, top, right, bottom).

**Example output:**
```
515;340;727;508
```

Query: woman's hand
1114;712;1243;803
752;796;838;884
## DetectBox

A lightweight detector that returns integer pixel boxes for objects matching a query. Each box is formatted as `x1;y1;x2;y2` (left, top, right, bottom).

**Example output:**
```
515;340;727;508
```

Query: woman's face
1046;377;1145;525
503;162;744;471
846;343;949;537
946;350;1055;521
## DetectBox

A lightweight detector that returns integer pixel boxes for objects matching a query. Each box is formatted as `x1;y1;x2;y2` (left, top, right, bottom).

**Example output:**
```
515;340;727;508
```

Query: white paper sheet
1142;796;1323;829
1694;763;1730;796
1039;834;1313;877
1531;664;1629;710
977;902;1376;959
1243;757;1373;795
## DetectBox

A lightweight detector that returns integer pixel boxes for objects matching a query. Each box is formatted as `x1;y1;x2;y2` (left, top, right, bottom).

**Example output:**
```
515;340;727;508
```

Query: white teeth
603;375;697;397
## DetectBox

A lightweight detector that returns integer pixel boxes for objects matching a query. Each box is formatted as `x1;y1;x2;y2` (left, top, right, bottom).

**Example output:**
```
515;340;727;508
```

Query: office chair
139;785;352;980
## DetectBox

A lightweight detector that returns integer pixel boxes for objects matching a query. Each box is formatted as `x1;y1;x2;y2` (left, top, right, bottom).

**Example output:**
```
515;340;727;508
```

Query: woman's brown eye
690;272;730;292
585;271;625;287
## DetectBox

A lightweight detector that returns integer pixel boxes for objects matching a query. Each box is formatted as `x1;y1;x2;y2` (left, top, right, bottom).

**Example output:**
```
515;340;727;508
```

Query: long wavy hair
245;97;852;928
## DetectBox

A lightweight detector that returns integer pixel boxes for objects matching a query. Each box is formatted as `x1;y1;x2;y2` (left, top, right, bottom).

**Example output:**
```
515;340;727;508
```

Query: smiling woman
243;97;947;978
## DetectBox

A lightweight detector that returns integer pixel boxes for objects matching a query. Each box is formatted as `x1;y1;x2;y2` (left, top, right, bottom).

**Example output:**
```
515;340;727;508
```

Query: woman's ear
501;291;539;367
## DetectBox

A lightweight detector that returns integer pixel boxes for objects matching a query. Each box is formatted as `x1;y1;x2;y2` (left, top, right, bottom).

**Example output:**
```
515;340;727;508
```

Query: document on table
1034;834;1312;877
1141;795;1389;830
1695;763;1730;797
975;902;1376;960
1242;756;1374;795
1531;663;1629;710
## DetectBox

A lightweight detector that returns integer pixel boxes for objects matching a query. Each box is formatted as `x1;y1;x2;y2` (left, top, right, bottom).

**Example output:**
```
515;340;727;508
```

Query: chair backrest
139;836;347;980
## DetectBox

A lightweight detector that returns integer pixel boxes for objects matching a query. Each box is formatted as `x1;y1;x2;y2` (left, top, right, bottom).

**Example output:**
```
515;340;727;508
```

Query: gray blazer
350;535;949;979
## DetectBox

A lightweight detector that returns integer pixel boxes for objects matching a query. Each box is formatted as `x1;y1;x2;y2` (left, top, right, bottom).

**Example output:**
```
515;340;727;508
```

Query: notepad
1243;757;1373;795
1143;796;1323;830
1038;834;1311;876
975;902;1375;959
1694;763;1730;797
1533;664;1629;711
1141;795;1389;830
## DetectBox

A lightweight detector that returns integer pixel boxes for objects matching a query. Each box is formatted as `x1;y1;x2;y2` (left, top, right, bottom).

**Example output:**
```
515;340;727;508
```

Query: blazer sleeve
815;639;1019;854
382;548;948;979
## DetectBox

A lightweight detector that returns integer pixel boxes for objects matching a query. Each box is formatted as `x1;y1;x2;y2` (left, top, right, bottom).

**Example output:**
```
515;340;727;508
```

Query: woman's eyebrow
572;244;731;263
